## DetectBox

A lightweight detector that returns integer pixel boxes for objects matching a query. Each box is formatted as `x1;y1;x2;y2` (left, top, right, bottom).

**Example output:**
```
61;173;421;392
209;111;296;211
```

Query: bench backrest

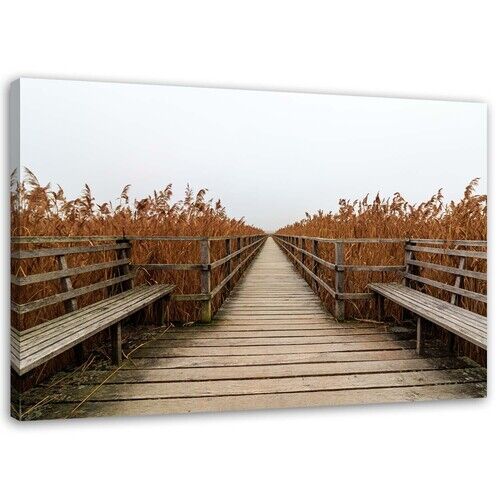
403;239;487;309
11;240;134;330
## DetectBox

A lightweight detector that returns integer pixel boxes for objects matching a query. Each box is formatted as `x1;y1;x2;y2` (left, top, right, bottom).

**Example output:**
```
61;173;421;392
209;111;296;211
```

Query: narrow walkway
26;238;486;419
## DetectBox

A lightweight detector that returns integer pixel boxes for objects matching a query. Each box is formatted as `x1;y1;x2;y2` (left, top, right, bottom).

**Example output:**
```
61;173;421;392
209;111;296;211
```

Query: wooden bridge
16;237;486;420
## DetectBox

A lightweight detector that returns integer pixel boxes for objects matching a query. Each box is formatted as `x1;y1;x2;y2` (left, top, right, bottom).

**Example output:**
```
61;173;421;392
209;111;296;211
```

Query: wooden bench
369;241;487;355
11;240;175;376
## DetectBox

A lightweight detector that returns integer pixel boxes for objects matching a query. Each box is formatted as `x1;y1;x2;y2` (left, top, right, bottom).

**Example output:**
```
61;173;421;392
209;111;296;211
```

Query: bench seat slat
368;283;486;350
16;289;141;339
11;284;175;376
15;287;166;353
380;290;487;344
370;284;487;335
373;284;487;331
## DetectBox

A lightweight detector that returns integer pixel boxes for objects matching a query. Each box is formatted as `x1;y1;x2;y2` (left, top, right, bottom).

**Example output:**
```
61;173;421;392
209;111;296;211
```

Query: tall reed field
276;179;487;364
11;168;263;330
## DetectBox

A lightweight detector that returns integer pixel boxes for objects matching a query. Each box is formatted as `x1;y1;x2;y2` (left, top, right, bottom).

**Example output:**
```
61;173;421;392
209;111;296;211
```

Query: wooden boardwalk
23;238;486;420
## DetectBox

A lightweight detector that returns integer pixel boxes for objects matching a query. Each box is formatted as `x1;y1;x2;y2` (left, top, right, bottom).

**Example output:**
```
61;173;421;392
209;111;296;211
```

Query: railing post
300;237;306;278
334;242;345;321
450;255;465;306
56;254;78;313
402;239;418;322
311;239;319;293
225;238;232;292
116;238;134;293
200;238;212;323
236;236;242;277
448;250;466;352
403;239;414;288
56;252;84;363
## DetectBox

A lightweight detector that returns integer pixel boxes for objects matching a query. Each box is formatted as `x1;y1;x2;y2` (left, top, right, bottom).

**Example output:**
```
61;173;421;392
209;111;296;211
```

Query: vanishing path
26;238;486;419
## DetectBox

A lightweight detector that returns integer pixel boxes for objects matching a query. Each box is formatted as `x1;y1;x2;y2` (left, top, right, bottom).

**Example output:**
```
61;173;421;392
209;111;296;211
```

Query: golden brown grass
277;179;486;241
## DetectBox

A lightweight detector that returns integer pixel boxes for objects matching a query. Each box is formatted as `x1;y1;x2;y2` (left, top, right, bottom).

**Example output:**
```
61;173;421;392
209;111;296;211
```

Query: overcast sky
19;78;487;231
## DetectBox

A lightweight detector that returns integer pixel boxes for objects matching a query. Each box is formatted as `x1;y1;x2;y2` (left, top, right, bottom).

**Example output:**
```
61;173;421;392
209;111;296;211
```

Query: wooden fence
11;234;267;325
274;235;487;321
129;234;266;321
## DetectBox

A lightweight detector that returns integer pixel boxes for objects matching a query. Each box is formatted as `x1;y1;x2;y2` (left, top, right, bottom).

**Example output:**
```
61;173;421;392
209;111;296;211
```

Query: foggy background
19;78;487;231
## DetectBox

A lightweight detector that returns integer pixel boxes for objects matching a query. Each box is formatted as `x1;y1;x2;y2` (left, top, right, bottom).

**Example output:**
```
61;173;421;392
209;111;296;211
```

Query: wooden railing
129;234;266;321
274;235;405;320
11;234;267;324
273;235;487;321
403;240;487;304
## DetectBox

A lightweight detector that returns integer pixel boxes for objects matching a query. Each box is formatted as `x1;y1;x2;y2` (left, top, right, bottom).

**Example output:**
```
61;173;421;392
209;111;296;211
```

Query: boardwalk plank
48;368;486;402
31;383;486;419
74;357;475;384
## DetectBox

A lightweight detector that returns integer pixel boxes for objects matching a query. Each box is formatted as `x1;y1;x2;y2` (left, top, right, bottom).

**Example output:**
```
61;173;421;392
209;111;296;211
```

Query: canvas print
10;78;487;421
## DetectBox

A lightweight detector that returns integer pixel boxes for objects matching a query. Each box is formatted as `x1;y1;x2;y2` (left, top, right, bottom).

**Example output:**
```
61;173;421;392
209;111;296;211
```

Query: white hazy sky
19;78;487;232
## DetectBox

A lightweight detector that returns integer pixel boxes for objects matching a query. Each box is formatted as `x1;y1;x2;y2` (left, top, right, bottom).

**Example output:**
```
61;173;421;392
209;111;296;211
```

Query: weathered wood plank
405;244;487;259
16;287;169;353
32;382;486;419
149;332;413;347
406;258;486;281
12;242;130;259
12;284;175;375
148;326;393;339
370;283;487;330
11;258;130;286
48;368;487;402
17;286;160;338
369;283;486;349
123;347;446;369
73;357;475;384
12;274;135;314
404;273;487;303
135;339;416;357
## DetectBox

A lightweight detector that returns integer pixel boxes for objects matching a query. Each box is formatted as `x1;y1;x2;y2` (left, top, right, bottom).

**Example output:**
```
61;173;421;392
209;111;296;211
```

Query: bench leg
447;333;455;353
375;294;384;322
111;322;122;365
155;297;168;327
74;344;85;365
416;317;424;355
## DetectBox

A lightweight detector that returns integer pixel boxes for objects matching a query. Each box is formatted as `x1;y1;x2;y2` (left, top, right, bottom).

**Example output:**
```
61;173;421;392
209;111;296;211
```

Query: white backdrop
1;1;498;499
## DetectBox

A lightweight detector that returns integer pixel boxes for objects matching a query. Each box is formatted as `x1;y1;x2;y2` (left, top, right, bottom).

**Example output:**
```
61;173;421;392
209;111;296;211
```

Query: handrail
405;244;487;259
277;237;405;272
12;235;486;245
129;234;267;320
274;234;487;321
11;234;265;244
210;238;266;297
275;234;487;245
210;238;263;269
11;234;267;323
275;235;406;244
274;235;395;320
276;238;337;297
